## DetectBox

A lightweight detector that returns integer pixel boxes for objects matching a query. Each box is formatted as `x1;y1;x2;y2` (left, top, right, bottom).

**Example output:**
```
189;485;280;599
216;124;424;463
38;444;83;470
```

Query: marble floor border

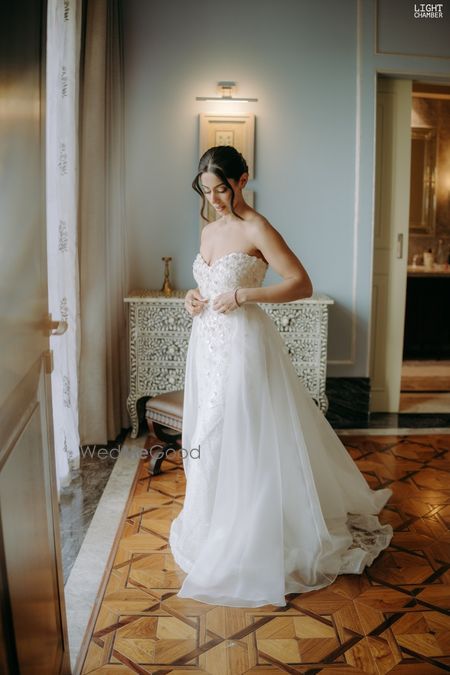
63;444;142;673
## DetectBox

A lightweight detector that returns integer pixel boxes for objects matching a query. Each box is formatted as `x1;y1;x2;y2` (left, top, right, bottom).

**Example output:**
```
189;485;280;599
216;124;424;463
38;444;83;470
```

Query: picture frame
199;113;255;179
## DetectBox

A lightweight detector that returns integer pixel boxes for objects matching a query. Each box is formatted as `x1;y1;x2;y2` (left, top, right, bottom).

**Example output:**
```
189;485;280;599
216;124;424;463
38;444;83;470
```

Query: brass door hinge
44;312;68;337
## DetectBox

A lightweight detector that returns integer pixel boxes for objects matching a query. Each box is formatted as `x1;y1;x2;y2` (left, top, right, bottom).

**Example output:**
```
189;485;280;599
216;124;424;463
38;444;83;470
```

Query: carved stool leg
146;441;178;475
144;418;158;473
146;418;157;441
144;419;182;475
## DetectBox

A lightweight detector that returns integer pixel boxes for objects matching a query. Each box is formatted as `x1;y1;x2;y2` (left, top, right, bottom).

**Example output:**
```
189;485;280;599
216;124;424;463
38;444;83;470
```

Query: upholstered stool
145;390;184;475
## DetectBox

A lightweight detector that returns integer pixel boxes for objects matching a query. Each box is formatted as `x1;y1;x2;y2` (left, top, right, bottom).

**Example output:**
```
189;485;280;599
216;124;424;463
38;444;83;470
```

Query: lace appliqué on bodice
193;251;268;297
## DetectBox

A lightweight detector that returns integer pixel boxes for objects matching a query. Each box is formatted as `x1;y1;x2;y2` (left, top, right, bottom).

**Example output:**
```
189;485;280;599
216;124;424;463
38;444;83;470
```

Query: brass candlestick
161;256;174;296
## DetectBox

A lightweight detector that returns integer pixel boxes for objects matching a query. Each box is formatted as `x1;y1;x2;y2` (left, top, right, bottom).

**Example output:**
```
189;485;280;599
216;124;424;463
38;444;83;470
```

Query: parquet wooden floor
80;434;450;674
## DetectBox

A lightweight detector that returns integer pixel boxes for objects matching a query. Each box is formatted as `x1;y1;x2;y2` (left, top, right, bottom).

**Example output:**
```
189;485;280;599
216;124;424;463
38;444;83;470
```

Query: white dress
169;251;393;608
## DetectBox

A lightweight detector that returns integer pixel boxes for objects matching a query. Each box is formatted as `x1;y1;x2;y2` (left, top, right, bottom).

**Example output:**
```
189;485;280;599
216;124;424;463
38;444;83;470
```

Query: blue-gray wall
123;0;450;377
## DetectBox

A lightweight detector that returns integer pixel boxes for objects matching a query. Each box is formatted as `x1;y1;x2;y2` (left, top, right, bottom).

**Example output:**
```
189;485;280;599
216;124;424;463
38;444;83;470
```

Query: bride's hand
185;288;208;316
212;289;243;313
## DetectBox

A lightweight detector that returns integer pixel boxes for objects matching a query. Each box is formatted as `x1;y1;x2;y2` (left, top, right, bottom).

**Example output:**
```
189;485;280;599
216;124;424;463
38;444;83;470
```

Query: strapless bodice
193;251;268;301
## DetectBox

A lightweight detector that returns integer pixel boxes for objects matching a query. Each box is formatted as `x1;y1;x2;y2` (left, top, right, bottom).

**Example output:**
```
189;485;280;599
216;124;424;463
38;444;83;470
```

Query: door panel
370;78;412;412
0;360;68;674
0;1;71;672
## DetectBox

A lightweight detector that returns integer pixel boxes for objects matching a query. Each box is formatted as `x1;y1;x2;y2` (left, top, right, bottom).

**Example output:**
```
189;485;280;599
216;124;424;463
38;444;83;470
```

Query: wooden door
370;77;412;412
0;2;71;673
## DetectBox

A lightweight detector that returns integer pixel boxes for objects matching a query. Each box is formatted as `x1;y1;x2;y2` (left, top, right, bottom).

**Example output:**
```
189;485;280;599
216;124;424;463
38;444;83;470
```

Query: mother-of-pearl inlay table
124;290;334;438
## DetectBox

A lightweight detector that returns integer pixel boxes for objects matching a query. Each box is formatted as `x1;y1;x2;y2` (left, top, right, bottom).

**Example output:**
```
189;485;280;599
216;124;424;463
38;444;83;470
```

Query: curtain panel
78;0;130;445
46;0;82;490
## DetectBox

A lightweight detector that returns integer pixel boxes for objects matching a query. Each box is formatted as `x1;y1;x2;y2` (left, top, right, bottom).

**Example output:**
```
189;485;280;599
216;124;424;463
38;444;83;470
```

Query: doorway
400;81;450;414
370;76;450;414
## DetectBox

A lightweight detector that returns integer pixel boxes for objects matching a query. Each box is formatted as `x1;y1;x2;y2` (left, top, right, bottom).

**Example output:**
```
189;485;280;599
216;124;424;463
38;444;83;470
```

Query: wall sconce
196;81;258;102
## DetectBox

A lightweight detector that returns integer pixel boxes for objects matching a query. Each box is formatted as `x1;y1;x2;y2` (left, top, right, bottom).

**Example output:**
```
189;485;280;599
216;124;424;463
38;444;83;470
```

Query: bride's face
200;171;239;215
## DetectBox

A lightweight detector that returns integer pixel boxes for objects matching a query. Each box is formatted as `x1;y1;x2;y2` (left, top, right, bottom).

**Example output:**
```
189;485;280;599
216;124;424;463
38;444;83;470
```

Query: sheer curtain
46;0;82;491
47;0;130;491
78;0;129;445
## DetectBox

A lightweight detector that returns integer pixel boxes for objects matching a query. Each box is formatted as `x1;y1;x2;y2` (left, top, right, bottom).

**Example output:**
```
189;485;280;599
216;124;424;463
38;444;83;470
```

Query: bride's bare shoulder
200;221;217;243
243;213;289;255
244;212;278;237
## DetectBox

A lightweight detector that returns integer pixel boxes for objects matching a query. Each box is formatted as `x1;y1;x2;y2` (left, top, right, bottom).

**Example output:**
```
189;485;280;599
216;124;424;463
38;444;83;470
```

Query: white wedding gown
169;251;393;608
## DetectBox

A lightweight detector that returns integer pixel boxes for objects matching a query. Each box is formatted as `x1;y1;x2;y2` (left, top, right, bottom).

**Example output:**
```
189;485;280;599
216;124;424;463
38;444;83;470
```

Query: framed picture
202;189;255;225
199;113;255;179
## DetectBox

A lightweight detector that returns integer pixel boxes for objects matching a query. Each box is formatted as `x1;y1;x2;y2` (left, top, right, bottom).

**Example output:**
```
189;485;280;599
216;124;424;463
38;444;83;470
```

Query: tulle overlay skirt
169;303;393;607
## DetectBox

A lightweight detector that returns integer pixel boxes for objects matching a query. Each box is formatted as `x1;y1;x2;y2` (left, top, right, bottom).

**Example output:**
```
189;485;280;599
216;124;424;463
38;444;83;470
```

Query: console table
124;290;334;438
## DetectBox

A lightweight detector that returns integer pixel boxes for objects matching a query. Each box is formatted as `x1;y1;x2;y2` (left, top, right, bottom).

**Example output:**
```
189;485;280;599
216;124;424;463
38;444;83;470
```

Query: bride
168;145;393;608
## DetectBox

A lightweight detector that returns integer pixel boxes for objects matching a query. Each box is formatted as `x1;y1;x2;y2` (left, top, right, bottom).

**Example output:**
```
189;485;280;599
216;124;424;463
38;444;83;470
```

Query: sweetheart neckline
196;251;268;269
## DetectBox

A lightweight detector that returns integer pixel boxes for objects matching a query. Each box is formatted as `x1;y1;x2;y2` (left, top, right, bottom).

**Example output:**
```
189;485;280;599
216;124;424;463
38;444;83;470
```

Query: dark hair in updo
192;145;249;222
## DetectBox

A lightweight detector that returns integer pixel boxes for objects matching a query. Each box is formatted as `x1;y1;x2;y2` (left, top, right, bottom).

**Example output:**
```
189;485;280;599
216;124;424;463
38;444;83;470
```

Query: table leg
127;395;139;439
319;393;329;414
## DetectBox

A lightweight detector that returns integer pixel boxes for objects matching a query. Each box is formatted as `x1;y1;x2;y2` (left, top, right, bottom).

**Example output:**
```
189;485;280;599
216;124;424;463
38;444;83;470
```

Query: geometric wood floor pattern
81;434;450;674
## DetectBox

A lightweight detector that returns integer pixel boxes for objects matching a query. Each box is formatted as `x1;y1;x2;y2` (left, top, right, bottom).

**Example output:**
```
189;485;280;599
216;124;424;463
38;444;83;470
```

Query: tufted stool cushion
145;389;184;433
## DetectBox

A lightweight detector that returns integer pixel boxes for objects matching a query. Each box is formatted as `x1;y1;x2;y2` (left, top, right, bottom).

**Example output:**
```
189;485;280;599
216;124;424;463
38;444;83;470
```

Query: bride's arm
238;220;313;305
